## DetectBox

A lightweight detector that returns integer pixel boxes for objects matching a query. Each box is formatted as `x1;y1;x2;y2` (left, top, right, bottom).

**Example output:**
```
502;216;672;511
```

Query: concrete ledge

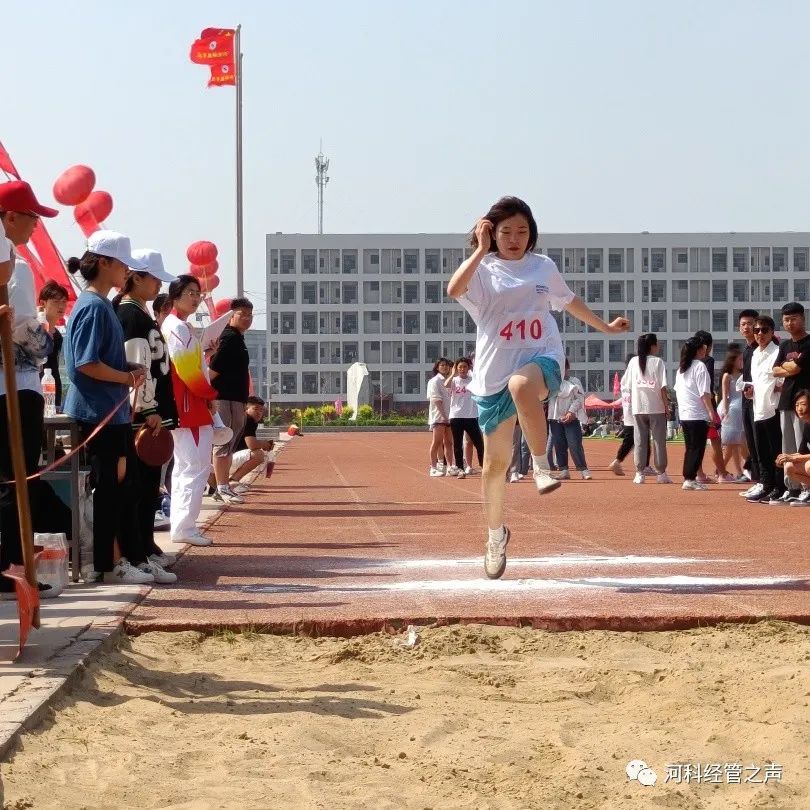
294;425;427;433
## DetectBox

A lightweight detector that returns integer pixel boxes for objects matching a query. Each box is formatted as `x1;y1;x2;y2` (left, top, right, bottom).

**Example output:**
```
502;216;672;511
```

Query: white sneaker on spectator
633;472;645;484
154;511;170;530
172;530;213;547
580;469;593;480
429;466;444;477
790;490;810;506
437;462;446;475
103;559;155;585
740;483;763;498
464;465;474;476
608;459;625;476
717;473;736;483
642;466;656;476
509;472;520;483
217;486;245;504
551;469;571;480
456;468;466;479
148;552;177;568
447;465;461;476
682;480;707;491
533;468;561;494
138;560;177;584
656;473;673;484
230;482;250;495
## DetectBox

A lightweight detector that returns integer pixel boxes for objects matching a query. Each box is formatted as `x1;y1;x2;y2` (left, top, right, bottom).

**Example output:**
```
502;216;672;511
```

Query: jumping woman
447;196;629;578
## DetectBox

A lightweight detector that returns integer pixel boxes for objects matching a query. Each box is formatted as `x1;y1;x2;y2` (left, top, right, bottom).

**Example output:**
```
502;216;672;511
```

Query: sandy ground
2;622;808;810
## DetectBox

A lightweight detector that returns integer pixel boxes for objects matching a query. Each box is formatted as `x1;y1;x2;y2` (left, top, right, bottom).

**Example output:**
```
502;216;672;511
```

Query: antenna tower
315;140;330;234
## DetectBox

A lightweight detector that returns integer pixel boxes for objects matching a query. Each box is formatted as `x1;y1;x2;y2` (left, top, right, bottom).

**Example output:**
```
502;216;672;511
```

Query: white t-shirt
448;374;478;419
0;237;11;262
674;361;712;422
750;341;780;422
426;373;451;424
619;370;634;427
457;253;575;396
624;355;667;415
547;376;585;421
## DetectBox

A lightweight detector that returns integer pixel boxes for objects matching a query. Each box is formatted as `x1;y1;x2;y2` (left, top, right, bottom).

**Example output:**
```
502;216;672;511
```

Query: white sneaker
137;560;177;584
217;486;244;504
682;480;708;491
633;472;645;484
642;466;656;476
580;469;593;480
608;459;625;476
172;530;213;547
464;465;474;476
533;469;562;495
230;482;250;495
429;466;444;477
447;465;461;476
148;552;177;568
457;469;466;479
740;483;763;498
790;492;810;506
551;469;571;480
103;558;155;585
509;472;520;483
484;526;510;580
656;473;673;484
154;511;170;530
437;462;446;475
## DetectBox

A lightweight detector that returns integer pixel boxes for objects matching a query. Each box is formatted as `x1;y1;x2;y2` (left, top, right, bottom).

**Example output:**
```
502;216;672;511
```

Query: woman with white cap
162;274;218;546
114;249;178;583
63;230;154;584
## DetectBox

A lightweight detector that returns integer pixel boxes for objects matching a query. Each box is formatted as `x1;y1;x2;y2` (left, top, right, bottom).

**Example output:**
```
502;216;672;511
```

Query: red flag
612;371;621;397
190;28;235;64
208;62;236;87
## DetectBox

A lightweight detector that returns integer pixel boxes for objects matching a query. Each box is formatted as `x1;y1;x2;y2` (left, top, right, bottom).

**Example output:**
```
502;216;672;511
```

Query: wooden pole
0;283;40;628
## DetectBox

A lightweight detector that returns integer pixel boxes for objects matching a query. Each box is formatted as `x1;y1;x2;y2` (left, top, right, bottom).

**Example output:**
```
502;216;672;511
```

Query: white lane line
327;456;387;543
367;555;738;569
240;575;804;595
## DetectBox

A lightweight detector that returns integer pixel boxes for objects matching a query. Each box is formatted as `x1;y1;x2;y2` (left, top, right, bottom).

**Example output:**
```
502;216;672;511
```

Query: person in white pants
162;275;218;546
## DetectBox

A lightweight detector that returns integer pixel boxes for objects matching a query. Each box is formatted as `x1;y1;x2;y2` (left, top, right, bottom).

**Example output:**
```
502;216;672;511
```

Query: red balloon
74;203;101;237
53;165;95;206
85;190;113;223
198;274;220;294
189;260;219;279
213;298;233;318
186;241;218;265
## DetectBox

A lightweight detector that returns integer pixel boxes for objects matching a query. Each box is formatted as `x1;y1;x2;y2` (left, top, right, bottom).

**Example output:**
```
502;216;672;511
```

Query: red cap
0;180;58;218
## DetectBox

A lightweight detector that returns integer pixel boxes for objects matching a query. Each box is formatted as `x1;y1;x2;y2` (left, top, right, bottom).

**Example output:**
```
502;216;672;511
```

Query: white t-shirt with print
448;374;478;419
674;361;712;421
426;373;451;424
625;355;667;415
457;253;575;397
619;370;633;427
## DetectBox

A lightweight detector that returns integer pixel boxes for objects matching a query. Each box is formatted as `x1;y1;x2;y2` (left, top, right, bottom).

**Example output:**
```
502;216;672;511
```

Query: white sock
532;454;550;472
488;526;505;543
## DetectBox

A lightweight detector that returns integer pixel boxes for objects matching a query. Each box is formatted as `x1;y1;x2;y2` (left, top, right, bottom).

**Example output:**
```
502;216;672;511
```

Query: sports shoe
533;468;562;495
217;486;244;504
790;491;810;506
137;560;177;585
746;487;773;502
608;459;625;476
767;490;795;505
172;530;213;547
230;482;250;495
484;526;510;580
148;552;177;569
437;462;447;475
717;473;736;483
642;466;656;476
633;472;645;484
552;469;571;480
447;465;461;476
682;480;708;491
154;511;170;530
457;468;467;479
429;466;444;477
733;474;749;484
0;581;54;601
103;559;155;585
741;483;763;499
656;473;673;484
696;473;716;484
509;472;520;483
580;469;593;480
464;465;474;476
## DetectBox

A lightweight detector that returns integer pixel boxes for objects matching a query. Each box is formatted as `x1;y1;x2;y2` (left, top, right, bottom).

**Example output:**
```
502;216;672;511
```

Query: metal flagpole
235;23;244;297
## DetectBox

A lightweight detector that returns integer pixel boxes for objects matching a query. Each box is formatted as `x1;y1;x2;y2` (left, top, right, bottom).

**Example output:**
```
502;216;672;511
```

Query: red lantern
186;241;218;265
198;274;220;294
85;190;113;223
53;165;95;206
213;298;233;318
74;202;101;237
189;260;219;279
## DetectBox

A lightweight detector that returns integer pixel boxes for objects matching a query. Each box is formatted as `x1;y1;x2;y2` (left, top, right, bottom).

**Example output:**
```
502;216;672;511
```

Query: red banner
190;28;235;64
208;62;236;87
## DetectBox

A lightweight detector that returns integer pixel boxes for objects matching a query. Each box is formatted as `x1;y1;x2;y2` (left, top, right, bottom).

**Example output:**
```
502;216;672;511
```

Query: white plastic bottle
42;369;57;417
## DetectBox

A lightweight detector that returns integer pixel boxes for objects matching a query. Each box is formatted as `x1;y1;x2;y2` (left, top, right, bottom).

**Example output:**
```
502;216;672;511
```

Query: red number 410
499;318;543;341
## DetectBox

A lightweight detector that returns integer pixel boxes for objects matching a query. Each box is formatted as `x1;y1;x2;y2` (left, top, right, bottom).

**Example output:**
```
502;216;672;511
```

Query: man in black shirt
209;297;253;503
771;302;810;505
37;281;69;408
230;396;275;488
737;309;761;496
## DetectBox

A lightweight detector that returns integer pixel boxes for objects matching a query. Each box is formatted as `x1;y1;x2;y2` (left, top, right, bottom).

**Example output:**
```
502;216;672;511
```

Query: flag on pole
612;371;621;397
190;28;236;87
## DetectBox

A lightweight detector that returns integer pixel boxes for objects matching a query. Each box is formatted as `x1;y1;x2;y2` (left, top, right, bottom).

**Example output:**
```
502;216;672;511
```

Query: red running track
127;432;810;635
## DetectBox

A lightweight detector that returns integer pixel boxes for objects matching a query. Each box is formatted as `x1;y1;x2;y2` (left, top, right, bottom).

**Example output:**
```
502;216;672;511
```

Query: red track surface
127;433;810;635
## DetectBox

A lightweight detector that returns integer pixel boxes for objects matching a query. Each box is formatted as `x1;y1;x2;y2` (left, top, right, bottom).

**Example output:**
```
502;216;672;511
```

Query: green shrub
320;404;337;421
301;406;319;425
340;405;354;420
356;404;375;421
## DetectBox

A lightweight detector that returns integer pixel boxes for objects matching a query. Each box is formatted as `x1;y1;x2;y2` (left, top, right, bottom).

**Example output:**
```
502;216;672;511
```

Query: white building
266;232;810;406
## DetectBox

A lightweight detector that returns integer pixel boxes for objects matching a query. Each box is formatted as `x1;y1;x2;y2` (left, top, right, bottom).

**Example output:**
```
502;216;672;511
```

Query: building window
711;280;727;302
280;282;296;305
587;370;605;393
733;280;749;302
404;281;420;304
711;248;727;273
732;248;748;273
404;312;420;334
586;249;602;273
404;342;420;364
363;280;380;304
690;280;709;302
712;310;728;333
280;250;296;274
672;310;689;331
342;250;358;274
404;371;421;395
587;341;603;363
794;248;808;273
586;280;603;303
794;279;809;301
689;310;710;331
280;373;297;395
608;249;624;273
424;281;441;304
673;280;689;303
425;311;441;334
302;342;317;364
281;314;296;334
302;250;317;274
650;248;666;273
404;249;419;275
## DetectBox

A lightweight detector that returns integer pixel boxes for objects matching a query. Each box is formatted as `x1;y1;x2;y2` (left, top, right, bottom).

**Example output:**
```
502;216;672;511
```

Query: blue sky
4;1;809;322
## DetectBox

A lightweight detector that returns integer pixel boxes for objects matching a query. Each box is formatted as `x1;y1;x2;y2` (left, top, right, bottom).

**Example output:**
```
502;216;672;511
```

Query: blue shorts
472;356;562;436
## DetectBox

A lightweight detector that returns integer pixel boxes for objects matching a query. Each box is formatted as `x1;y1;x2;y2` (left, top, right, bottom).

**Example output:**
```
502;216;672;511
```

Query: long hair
432;357;451;376
679;336;703;374
469;196;538;254
721;344;742;378
636;333;657;375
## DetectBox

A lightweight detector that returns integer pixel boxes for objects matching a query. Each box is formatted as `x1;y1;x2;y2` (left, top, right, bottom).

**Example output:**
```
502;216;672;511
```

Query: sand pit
2;622;808;809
